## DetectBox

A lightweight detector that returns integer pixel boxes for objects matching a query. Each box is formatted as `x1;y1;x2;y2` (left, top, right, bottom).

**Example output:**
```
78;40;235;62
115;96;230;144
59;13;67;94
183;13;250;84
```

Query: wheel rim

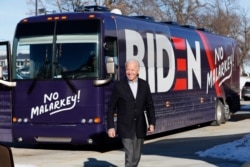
216;103;222;122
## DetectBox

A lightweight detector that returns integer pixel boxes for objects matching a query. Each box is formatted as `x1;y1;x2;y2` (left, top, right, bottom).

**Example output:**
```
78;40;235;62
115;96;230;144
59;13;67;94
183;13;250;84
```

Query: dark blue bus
0;6;240;145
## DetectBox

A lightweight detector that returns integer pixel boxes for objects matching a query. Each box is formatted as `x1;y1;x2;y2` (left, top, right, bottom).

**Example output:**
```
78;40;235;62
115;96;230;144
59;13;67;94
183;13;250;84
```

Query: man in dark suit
107;59;156;167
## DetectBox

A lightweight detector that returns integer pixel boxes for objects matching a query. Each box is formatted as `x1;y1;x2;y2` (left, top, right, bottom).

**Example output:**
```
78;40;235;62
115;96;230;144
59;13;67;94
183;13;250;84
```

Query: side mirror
106;57;115;74
0;66;16;87
0;66;3;79
93;57;115;86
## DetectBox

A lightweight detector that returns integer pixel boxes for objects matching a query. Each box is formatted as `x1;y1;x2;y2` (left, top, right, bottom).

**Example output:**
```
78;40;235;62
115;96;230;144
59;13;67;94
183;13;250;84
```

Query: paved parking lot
12;102;250;167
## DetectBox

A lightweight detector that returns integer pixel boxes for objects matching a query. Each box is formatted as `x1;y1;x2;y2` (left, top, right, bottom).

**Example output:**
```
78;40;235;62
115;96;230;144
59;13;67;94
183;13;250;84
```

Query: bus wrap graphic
30;90;81;119
197;31;235;95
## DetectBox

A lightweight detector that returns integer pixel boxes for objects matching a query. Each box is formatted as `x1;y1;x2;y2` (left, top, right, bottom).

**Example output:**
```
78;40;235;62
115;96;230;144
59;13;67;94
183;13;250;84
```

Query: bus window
12;20;101;80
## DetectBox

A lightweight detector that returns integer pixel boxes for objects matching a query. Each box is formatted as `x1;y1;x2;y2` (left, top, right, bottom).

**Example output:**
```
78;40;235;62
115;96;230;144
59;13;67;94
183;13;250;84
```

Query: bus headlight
88;119;93;123
23;118;29;123
81;117;101;124
17;137;23;142
81;119;86;124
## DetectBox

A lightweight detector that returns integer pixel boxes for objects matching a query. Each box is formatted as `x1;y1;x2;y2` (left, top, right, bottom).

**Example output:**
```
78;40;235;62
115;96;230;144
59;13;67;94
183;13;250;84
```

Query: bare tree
238;12;250;75
197;0;250;74
158;0;206;24
113;0;164;20
25;0;250;73
27;0;132;15
198;0;240;36
27;0;100;14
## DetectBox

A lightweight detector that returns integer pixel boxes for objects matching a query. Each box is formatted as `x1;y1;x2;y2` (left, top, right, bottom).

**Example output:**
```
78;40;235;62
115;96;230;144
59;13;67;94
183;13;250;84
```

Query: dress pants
121;134;144;167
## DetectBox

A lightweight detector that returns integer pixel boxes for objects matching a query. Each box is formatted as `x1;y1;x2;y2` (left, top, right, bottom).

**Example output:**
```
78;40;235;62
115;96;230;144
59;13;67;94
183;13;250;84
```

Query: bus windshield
12;19;101;80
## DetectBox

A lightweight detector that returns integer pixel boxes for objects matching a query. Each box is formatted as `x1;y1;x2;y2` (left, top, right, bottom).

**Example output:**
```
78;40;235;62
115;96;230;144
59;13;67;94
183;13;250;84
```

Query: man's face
126;61;139;81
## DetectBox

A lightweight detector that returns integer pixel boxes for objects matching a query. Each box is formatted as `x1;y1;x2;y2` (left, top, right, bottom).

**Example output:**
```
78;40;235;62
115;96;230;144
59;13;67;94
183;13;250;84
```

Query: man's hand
108;128;116;138
147;125;155;133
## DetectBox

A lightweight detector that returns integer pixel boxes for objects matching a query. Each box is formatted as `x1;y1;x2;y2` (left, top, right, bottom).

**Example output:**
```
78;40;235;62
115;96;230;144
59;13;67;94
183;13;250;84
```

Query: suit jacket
107;77;156;139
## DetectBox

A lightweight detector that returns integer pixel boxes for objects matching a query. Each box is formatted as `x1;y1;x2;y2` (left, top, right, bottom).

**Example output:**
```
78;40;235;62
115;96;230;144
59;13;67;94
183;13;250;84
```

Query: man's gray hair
125;59;140;69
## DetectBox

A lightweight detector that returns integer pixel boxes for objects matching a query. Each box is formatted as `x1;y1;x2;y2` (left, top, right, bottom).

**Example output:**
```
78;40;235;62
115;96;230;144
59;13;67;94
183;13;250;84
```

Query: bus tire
211;100;225;126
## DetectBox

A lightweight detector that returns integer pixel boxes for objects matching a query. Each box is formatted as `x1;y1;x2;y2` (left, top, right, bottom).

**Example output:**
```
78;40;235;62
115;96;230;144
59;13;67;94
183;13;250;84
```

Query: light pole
35;0;38;16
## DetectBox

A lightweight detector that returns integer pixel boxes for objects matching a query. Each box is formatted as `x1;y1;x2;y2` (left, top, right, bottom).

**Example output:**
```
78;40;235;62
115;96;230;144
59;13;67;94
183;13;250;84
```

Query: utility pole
35;0;38;16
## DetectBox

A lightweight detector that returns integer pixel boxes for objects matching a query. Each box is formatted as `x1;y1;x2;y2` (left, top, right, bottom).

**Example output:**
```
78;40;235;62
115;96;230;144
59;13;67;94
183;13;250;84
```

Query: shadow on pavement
83;157;117;167
230;104;250;122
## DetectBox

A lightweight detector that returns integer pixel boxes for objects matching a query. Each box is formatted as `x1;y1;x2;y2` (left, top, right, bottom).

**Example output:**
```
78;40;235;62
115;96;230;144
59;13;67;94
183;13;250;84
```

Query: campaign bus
0;6;241;145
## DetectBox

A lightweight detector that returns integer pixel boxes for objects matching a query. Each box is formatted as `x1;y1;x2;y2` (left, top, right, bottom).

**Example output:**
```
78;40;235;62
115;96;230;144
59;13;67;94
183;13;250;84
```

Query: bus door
0;41;16;143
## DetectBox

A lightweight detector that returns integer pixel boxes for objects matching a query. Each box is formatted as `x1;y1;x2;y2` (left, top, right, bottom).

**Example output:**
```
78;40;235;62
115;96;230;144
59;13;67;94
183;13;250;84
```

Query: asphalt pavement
81;106;250;167
12;101;250;167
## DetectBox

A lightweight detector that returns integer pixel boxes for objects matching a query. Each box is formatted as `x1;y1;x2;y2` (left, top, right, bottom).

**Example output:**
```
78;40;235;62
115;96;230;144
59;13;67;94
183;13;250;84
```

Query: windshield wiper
28;21;77;94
